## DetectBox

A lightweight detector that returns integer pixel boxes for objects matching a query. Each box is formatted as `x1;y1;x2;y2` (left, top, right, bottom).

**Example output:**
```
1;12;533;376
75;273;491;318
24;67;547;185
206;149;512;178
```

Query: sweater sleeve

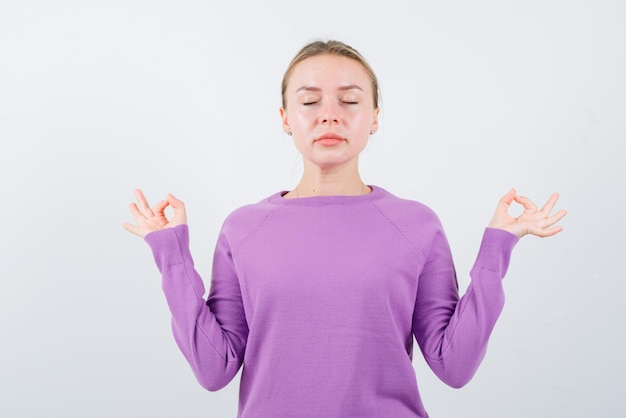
413;226;518;388
145;224;248;391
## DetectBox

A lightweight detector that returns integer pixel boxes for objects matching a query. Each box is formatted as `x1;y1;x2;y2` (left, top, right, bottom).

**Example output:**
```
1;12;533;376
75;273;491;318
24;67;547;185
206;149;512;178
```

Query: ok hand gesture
488;189;567;238
123;189;187;238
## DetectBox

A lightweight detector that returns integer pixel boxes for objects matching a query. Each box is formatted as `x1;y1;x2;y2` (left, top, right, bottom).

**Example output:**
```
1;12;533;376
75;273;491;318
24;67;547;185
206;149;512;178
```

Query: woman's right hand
123;189;187;238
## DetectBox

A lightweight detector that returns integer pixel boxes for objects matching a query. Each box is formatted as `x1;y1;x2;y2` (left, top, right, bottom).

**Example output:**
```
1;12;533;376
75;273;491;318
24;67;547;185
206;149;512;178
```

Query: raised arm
414;190;566;387
124;190;248;391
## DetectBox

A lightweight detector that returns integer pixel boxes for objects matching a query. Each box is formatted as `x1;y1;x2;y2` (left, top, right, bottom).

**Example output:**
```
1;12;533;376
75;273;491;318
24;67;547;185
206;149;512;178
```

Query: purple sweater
145;186;518;417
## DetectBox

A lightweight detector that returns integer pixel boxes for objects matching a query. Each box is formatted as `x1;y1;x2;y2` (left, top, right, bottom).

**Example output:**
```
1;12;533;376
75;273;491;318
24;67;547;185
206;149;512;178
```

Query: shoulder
369;187;448;260
371;186;442;231
218;192;282;249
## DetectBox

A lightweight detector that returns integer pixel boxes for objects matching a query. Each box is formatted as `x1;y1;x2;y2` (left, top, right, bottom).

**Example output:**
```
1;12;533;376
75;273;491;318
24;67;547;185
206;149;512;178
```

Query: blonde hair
281;40;380;109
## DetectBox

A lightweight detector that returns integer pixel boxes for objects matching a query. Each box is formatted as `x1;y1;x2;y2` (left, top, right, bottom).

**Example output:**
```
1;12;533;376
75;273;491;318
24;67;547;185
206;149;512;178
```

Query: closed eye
303;101;317;106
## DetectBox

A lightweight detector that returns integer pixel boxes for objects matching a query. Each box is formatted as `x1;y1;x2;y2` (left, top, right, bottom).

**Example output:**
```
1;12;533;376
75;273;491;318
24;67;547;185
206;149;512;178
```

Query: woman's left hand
488;189;567;238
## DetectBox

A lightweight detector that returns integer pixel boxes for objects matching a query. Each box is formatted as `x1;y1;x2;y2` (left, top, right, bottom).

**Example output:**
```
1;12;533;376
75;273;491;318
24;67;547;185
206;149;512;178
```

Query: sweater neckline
267;185;386;207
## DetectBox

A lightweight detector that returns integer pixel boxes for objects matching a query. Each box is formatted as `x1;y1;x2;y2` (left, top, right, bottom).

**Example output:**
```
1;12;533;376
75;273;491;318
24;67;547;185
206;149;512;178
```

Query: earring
287;132;292;136
370;130;375;135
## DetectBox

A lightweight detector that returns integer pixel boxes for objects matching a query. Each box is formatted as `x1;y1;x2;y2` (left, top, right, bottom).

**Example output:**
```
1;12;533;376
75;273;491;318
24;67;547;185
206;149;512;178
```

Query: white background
1;1;624;417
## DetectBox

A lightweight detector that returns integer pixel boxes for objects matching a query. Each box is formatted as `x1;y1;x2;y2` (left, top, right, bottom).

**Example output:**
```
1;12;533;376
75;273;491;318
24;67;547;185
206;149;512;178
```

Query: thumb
167;193;183;208
495;188;516;212
166;193;188;224
489;188;516;230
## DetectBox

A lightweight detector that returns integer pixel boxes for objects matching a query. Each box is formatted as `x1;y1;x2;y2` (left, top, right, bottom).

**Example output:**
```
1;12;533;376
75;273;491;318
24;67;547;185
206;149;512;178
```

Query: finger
538;192;560;215
167;193;186;213
134;189;154;216
514;195;537;213
528;208;567;237
540;209;568;228
128;202;145;223
531;224;563;238
166;193;188;224
122;221;143;237
495;188;516;212
167;193;183;206
151;198;169;216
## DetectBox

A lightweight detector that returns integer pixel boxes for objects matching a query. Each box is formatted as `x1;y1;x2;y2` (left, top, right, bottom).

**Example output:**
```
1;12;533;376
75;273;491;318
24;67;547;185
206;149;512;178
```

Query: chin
305;154;358;170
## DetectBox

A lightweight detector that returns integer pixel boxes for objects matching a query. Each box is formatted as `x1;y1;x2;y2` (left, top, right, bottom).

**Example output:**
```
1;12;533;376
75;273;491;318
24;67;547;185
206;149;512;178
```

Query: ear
371;107;380;133
279;107;291;134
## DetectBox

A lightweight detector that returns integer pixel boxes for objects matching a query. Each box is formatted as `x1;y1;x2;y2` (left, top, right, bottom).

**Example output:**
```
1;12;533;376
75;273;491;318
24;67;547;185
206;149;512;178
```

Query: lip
314;132;345;146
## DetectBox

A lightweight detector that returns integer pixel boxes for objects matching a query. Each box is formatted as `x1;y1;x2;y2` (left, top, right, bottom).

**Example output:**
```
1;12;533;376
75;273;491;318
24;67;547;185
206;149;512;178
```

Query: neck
287;161;369;198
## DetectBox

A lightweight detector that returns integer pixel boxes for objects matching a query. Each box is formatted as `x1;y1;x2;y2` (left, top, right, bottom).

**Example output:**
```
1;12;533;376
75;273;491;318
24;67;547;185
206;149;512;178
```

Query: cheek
350;111;375;130
290;112;317;131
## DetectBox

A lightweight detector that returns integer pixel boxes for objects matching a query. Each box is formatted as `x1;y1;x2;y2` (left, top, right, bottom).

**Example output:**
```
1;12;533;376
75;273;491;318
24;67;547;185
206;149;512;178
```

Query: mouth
314;132;346;146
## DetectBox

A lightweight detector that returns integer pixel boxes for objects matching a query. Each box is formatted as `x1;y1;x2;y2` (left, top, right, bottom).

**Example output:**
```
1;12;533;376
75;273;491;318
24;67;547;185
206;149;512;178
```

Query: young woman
124;40;566;417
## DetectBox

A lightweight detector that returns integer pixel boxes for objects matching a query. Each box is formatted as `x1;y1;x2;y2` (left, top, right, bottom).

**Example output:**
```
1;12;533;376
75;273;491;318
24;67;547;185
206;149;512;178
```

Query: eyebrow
295;84;364;93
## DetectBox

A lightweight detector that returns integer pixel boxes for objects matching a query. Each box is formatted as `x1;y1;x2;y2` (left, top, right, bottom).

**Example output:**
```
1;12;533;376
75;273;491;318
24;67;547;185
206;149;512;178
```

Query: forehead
287;54;371;92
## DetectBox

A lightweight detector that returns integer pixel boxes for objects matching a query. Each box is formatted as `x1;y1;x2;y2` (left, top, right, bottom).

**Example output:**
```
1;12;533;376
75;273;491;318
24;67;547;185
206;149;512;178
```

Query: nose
319;101;340;125
321;115;339;125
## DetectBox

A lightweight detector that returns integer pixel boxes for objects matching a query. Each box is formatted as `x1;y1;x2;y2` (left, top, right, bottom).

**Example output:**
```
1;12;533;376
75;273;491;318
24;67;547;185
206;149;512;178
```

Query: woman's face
280;54;379;171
